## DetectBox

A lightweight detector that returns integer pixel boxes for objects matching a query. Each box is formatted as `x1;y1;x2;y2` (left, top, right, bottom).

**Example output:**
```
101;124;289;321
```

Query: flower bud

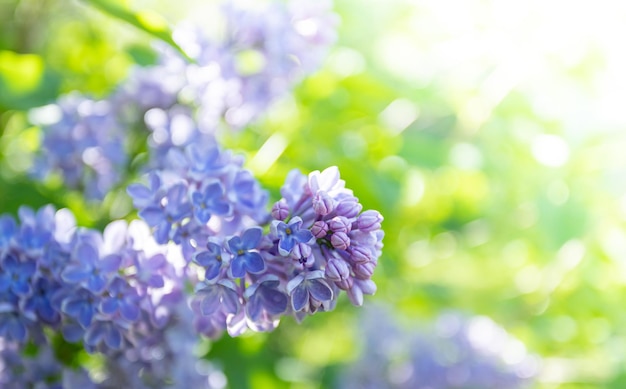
328;216;351;233
354;261;376;279
349;246;372;263
325;257;350;281
312;191;334;216
331;231;350;250
356;210;383;232
290;242;312;261
310;221;329;239
271;200;290;221
335;196;362;218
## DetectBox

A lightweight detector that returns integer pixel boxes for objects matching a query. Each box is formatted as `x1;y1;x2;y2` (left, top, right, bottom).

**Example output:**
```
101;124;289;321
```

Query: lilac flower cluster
0;205;224;387
128;142;384;337
339;307;540;389
0;338;94;389
31;94;127;200
32;0;338;199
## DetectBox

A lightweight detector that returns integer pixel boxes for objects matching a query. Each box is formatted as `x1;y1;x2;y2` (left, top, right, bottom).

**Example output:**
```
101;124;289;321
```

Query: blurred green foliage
4;0;626;388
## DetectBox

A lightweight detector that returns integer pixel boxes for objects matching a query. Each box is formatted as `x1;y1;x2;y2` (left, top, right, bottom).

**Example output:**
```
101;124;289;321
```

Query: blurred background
3;0;626;388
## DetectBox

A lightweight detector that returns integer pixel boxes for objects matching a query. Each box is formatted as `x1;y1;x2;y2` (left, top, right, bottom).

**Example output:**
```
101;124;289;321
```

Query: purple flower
61;241;120;293
191;182;232;224
271;216;314;256
357;210;383;232
138;183;192;244
271;199;290;221
193;242;227;281
0;254;36;296
84;320;123;350
127;172;163;209
99;277;141;322
0;304;30;342
61;288;99;328
227;227;265;278
287;271;333;312
244;276;287;330
0;215;16;255
21;277;61;325
196;280;241;316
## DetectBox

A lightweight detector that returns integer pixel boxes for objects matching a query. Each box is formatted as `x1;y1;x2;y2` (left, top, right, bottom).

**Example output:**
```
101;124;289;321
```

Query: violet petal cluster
0;205;225;387
32;0;338;200
150;161;385;338
339;307;541;389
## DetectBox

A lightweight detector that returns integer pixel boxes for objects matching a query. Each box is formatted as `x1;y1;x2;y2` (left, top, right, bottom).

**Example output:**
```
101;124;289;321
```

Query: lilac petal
147;274;164;288
75;243;98;263
261;288;288;315
120;303;140;321
193;251;216;267
213;202;231;215
126;183;152;200
11;280;30;296
87;274;107;293
200;289;221;316
230;256;246;278
103;221;128;252
221;286;240;314
99;254;121;273
100;298;118;315
139;206;165;226
191;191;204;205
195;208;212;224
204;260;222;281
25;260;37;275
246;297;262;321
77;305;94;328
241;227;262;249
154;222;171;244
167;183;187;204
295;229;314;244
278;236;295;256
243;252;264;274
104;325;122;349
308;279;333;302
61;265;89;283
18;206;35;224
149;172;161;191
227;236;243;253
62;323;84;342
37;303;58;323
7;319;27;342
84;324;105;346
291;283;309;312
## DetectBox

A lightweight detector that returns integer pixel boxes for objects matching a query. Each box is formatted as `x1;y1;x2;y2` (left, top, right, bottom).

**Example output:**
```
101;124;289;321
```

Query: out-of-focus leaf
80;0;193;62
0;50;60;110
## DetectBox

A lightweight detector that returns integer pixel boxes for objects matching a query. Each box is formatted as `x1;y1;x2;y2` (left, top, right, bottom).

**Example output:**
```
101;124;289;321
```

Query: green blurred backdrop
3;0;626;388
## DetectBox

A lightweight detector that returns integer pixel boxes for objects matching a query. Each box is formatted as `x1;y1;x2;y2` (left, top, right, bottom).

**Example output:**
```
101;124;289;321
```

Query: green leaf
80;0;194;63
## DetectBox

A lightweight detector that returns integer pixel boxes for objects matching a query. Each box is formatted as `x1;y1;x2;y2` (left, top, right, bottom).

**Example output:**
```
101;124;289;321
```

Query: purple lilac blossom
0;339;96;389
127;139;269;263
0;205;225;386
31;0;338;199
32;94;128;200
338;307;541;389
150;161;385;338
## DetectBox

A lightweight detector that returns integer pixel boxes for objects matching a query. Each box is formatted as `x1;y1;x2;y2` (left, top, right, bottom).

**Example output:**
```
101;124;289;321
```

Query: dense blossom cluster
0;206;222;387
339;307;540;389
4;0;389;384
128;138;383;336
32;0;338;199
